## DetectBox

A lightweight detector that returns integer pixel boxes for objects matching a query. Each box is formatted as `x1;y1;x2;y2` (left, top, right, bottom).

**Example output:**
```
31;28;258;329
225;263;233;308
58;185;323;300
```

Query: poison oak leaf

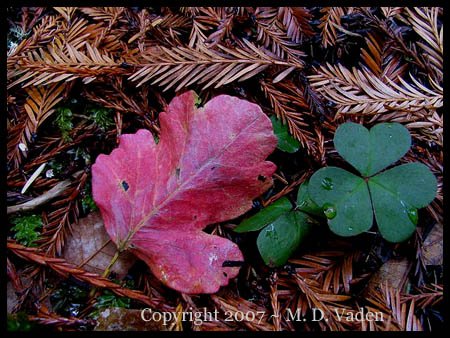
92;91;277;294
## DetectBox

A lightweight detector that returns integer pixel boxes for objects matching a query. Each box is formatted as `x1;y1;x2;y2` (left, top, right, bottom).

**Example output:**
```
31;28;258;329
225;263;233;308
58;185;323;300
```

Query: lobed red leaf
92;91;277;293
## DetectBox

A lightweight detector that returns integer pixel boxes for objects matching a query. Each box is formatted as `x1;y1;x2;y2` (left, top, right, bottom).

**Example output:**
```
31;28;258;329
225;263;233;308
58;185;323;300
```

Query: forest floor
6;7;443;331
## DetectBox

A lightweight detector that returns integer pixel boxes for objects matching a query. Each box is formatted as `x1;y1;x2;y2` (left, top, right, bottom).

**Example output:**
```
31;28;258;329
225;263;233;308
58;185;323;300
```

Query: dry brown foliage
7;7;442;332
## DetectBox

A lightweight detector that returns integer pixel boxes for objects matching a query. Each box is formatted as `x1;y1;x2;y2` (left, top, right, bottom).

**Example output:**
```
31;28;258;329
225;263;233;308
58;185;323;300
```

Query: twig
8;180;72;214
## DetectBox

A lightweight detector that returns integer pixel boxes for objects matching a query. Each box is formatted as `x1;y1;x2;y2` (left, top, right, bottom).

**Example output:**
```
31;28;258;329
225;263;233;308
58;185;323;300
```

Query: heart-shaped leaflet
368;162;437;242
333;122;411;177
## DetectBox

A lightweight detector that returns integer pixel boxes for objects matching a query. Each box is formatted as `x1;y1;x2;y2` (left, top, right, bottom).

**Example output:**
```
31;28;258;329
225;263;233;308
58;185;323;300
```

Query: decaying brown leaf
62;211;136;278
421;222;443;266
94;308;168;331
367;258;411;292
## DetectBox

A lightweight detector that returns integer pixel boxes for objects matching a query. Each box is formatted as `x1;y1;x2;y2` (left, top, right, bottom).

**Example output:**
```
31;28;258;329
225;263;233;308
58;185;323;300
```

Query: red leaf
92;91;277;294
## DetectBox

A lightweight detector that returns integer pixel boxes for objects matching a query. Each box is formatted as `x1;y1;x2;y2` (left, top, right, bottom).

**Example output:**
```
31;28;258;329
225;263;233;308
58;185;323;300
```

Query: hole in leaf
258;175;266;182
121;181;129;191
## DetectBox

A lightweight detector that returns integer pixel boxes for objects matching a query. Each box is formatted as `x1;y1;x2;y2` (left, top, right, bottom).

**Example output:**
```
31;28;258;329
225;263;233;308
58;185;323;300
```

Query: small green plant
308;122;437;243
270;115;300;153
7;313;34;331
235;122;437;267
87;106;114;130
89;280;133;318
81;184;98;214
10;214;42;246
55;107;74;142
194;95;202;107
81;194;97;214
95;289;131;310
234;183;321;267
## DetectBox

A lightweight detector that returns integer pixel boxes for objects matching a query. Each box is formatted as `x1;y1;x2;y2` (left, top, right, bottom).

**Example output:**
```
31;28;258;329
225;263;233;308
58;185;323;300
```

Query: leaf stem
89;249;121;298
102;249;121;278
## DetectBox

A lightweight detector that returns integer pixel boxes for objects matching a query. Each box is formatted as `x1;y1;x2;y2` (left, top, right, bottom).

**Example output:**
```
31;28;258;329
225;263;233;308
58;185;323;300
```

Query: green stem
89;249;121;298
102;250;121;278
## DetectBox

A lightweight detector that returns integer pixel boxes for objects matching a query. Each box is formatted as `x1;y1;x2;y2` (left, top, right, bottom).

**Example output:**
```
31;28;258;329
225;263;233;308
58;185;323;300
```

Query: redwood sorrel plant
235;122;437;267
92;91;277;294
308;122;437;243
234;185;321;267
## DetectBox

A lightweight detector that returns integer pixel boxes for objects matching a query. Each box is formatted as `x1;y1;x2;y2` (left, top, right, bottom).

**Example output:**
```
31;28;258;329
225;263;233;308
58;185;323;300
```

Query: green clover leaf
270;115;301;153
235;192;314;267
234;197;292;233
334;122;410;176
308;167;373;237
368;162;437;242
256;211;312;267
308;122;437;242
296;180;323;217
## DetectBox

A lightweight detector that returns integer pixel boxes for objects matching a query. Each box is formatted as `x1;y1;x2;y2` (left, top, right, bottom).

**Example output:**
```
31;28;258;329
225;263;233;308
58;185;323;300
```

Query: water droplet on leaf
265;224;278;240
298;200;307;208
400;200;418;225
407;208;418;225
322;203;337;219
321;177;334;190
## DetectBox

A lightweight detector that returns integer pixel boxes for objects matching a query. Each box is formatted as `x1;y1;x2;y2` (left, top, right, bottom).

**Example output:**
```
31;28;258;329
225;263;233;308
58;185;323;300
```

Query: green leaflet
270;115;301;153
308;167;373;237
368;163;437;242
334;122;410;176
296;180;325;217
234;197;292;233
235;183;318;267
307;122;437;243
256;211;312;267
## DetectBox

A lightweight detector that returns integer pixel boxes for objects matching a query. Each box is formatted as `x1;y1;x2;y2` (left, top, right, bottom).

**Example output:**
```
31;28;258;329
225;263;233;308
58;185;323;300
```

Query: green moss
87;107;114;130
10;214;42;247
7;313;34;331
55;107;74;142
